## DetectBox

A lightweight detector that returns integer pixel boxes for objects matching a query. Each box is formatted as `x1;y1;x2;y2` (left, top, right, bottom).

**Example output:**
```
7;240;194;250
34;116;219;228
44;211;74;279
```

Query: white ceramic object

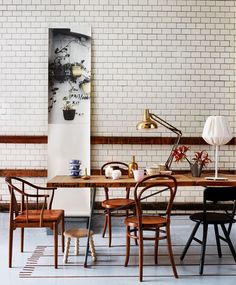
133;169;145;182
160;170;172;175
159;164;166;171
105;166;113;178
112;169;122;180
146;167;160;176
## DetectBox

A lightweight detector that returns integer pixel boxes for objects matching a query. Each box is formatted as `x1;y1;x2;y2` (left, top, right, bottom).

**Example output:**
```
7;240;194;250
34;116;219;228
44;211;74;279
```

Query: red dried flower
193;150;211;166
172;146;211;167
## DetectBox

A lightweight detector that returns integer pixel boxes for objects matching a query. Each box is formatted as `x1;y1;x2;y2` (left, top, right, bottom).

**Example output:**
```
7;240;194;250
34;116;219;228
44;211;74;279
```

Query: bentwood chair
180;186;236;275
6;177;65;268
100;162;135;247
124;174;178;282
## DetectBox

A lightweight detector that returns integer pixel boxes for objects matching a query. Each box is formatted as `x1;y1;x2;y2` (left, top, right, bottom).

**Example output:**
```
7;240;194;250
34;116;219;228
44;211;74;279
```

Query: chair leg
53;222;58;269
89;236;97;261
61;216;65;253
154;227;159;265
75;238;79;255
214;224;222;258
102;213;108;238
221;224;236;262
134;227;138;246
166;225;178;278
138;232;144;282
180;221;200;261
20;228;24;252
124;226;131;267
63;237;71;264
9;226;14;268
199;223;208;275
107;211;112;247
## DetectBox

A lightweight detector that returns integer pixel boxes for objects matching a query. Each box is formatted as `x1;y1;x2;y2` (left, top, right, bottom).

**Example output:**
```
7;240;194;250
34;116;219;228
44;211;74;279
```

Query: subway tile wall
0;0;235;203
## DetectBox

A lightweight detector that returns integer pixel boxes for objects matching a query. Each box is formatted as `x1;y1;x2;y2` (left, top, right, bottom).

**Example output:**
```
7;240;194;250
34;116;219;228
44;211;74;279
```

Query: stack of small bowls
146;166;160;176
69;159;81;177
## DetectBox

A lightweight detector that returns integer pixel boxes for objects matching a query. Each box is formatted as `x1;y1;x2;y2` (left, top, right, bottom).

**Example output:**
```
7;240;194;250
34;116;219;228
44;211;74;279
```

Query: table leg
84;187;96;268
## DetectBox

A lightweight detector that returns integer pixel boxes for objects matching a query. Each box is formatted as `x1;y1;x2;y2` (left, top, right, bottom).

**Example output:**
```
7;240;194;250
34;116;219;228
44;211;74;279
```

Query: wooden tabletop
47;174;236;188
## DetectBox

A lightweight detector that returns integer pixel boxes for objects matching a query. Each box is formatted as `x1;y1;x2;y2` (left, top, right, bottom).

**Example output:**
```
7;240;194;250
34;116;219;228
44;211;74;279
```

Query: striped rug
19;241;236;279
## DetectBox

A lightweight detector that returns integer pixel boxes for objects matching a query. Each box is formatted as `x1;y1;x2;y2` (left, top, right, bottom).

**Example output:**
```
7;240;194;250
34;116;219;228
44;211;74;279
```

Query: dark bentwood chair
124;174;178;282
180;186;236;274
6;177;65;269
100;162;135;247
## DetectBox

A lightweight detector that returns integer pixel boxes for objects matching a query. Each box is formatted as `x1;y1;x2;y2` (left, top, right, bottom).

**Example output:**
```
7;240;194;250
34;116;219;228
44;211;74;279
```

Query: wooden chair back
100;161;129;175
6;176;56;227
134;174;178;224
100;162;129;199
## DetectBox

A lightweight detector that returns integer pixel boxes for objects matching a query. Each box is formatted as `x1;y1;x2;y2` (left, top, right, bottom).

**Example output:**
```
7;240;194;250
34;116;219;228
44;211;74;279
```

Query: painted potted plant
172;146;211;177
62;96;76;120
80;77;90;96
48;41;91;116
71;60;88;79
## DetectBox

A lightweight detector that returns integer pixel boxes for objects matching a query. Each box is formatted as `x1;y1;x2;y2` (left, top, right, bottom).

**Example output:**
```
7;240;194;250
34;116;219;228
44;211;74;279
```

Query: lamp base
205;177;228;181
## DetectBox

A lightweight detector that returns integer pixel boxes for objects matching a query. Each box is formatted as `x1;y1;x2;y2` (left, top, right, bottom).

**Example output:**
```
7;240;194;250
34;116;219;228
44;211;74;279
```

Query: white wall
0;0;235;204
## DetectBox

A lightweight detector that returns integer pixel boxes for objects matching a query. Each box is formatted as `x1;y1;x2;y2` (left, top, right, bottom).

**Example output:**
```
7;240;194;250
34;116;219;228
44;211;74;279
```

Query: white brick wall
0;0;235;203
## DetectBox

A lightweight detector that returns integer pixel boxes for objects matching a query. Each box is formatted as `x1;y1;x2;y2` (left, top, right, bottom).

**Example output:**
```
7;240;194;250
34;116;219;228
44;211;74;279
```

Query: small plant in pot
62;97;76;120
172;146;211;177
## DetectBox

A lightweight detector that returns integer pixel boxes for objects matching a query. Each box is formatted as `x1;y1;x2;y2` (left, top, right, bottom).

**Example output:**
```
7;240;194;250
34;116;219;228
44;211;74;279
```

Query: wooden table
47;174;236;188
47;174;236;267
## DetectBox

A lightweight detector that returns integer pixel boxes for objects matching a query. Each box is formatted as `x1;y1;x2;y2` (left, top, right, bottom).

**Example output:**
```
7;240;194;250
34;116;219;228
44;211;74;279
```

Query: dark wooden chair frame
124;174;178;282
6;176;65;269
180;186;236;275
100;162;135;247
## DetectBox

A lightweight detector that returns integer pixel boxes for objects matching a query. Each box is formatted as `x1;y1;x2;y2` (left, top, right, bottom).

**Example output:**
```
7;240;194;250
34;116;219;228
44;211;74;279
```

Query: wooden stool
63;228;96;263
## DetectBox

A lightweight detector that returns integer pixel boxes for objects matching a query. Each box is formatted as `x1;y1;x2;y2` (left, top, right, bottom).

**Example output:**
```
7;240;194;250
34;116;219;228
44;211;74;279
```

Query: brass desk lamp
136;109;182;170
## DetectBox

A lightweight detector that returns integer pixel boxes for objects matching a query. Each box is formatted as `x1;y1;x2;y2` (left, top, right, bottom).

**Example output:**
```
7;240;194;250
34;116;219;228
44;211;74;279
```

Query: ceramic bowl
69;164;81;170
70;169;82;177
146;167;160;176
69;159;81;165
160;170;172;175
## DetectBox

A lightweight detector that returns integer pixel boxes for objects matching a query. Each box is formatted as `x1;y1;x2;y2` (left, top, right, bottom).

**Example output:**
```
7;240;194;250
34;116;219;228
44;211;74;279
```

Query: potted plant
62;96;76;120
71;60;88;78
80;77;90;96
172;146;211;177
48;41;91;114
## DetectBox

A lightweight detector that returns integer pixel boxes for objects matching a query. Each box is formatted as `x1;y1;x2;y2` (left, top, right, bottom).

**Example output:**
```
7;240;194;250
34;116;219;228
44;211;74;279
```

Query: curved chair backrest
134;175;178;222
5;177;56;218
100;162;130;200
204;187;236;202
100;161;129;175
203;187;236;228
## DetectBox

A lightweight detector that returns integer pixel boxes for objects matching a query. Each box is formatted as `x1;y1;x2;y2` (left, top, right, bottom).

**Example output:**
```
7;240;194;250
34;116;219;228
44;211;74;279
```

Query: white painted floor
0;213;236;284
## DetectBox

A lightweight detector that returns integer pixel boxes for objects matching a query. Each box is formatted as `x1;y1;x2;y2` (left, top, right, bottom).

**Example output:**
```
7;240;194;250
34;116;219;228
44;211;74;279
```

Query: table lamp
136;109;182;170
202;116;233;180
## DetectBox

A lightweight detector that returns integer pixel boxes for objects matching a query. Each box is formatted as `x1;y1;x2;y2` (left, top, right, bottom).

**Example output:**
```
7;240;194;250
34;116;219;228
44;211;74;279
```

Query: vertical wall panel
48;26;91;216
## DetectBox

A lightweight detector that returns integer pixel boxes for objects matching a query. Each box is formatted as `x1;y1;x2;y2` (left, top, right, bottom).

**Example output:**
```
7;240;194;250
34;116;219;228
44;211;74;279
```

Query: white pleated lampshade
202;116;233;146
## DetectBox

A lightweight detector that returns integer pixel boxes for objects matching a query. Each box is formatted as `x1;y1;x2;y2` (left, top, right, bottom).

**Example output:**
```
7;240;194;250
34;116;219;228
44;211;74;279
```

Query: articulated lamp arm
150;113;182;170
136;109;182;170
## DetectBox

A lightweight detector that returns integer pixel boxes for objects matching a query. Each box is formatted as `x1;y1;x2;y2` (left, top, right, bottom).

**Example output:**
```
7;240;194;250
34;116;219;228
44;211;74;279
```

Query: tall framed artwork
48;26;91;216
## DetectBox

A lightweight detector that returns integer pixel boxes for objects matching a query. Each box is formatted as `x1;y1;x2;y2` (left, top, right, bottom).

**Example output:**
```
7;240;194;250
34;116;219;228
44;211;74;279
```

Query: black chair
180;186;236;274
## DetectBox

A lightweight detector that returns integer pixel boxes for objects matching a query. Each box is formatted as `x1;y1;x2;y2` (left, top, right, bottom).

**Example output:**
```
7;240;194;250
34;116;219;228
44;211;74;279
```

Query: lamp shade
136;109;158;130
202;116;233;146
